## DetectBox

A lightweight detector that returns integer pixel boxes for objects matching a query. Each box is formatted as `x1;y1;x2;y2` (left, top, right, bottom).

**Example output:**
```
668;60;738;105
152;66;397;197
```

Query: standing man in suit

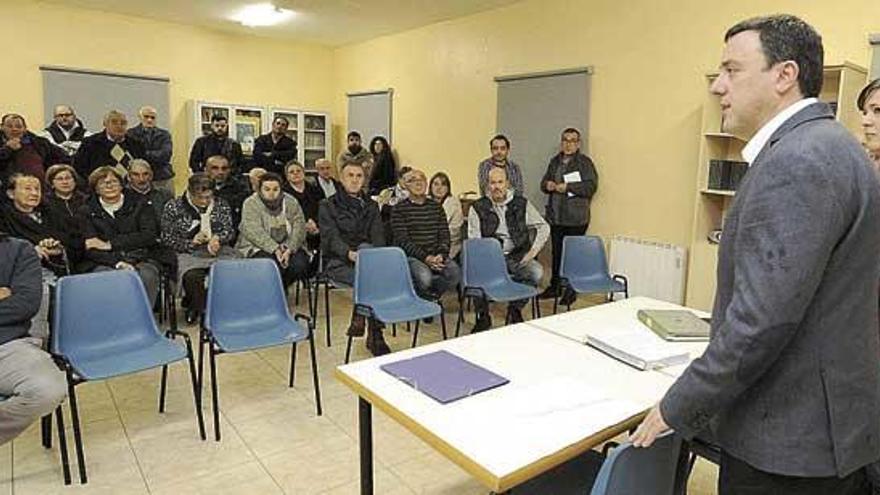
632;15;880;494
252;116;297;176
127;106;174;194
74;110;145;180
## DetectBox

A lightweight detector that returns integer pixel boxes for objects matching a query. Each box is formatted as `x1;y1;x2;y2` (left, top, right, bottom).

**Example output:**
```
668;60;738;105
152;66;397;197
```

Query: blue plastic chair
454;238;540;336
52;270;205;484
203;259;322;441
311;251;350;348
344;247;445;363
512;433;683;495
554;235;628;313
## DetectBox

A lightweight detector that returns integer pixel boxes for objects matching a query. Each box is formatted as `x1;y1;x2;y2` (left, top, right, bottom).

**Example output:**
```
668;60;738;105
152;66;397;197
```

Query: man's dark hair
273;116;289;126
258;172;283;188
188;173;214;194
489;134;510;148
210;114;228;123
1;113;26;127
561;127;581;139
347;130;361;140
340;161;364;172
857;78;880;111
724;14;824;98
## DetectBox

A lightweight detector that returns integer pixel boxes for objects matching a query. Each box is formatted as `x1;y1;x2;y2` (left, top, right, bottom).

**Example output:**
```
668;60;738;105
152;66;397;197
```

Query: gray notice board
41;66;170;131
347;89;393;143
871;34;880;80
496;68;591;208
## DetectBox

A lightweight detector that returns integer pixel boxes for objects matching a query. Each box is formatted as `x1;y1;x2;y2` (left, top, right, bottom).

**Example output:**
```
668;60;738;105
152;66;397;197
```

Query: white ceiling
40;0;524;46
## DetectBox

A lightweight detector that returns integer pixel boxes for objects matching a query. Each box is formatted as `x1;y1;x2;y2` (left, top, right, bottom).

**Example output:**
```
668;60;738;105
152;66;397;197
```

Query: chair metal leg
54;405;71;485
324;282;332;347
197;328;206;397
295;281;301;307
391;323;396;337
66;372;87;484
308;331;322;416
410;320;420;348
553;292;559;314
406;321;411;333
40;414;51;448
439;303;447;340
455;293;465;338
344;335;354;364
208;340;221;441
158;364;169;413
176;334;207;441
359;397;373;495
288;342;297;388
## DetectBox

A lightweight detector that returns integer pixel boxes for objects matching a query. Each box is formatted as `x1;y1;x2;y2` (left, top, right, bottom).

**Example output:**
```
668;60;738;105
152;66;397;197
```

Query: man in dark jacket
0;231;67;445
1;114;68;185
252;116;297;175
318;161;389;356
73;110;146;180
126;159;173;227
538;127;599;303
205;155;249;231
189;114;243;174
42;105;88;158
127;106;174;194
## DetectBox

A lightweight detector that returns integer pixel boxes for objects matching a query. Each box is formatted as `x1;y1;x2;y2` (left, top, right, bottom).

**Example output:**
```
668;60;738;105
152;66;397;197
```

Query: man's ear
775;60;801;96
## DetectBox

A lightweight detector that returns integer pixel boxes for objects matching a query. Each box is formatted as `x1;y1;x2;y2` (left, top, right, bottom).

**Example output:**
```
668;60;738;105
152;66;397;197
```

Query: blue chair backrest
205;259;290;332
561;235;611;281
52;270;161;361
590;433;682;495
354;247;418;305
462;238;512;289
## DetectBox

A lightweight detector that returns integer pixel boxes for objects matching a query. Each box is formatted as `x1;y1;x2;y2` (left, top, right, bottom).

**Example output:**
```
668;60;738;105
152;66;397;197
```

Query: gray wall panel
347;90;392;144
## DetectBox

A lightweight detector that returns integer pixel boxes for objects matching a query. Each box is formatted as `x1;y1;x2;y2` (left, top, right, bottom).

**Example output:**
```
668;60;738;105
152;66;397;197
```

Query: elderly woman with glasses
161;173;237;323
77;166;162;305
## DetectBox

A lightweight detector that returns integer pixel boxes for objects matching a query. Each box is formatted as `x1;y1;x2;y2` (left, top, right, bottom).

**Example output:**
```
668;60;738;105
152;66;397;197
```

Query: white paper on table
428;376;645;477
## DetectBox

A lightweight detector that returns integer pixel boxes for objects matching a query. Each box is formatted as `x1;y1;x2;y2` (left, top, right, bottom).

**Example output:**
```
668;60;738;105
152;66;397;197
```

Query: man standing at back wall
632;14;880;494
477;134;524;196
128;106;174;194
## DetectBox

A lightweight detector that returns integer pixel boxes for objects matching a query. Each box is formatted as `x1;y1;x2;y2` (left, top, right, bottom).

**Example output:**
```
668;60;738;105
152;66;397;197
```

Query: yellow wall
332;0;880;249
0;0;336;189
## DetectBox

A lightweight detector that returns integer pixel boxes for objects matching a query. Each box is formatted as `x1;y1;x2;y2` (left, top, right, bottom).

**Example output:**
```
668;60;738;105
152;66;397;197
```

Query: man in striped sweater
390;169;461;300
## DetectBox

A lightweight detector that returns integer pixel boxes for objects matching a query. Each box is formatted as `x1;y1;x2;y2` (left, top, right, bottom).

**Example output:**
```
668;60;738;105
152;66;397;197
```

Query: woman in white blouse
428;172;463;260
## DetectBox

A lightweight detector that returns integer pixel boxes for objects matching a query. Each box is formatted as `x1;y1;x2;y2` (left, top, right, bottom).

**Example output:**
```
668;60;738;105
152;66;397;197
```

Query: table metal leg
359;397;373;495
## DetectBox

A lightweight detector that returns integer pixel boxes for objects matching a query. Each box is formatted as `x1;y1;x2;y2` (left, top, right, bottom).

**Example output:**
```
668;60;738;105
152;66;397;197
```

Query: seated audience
428;172;463;260
189;114;243;174
282;161;322;260
127;106;174;194
253;117;297;175
336;131;371;168
467;167;548;330
391;169;460;299
477;134;524;196
0;231;67;446
126;159;173;225
314;158;340;198
368;136;397;195
41;104;88;158
858;78;880;171
161;174;237;323
45;164;87;221
237;172;309;288
0;114;67;185
318;161;388;355
78;166;161;306
205;155;249;230
74;110;145;179
247;167;267;193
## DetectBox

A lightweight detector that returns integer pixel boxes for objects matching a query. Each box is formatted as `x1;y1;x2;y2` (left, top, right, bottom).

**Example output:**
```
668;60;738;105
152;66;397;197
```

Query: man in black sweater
0;231;67;445
391;169;460;299
252;116;297;175
189;114;243;174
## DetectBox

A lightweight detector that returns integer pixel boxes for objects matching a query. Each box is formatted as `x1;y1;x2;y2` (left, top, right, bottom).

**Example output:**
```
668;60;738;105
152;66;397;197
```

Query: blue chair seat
477;280;539;303
211;316;309;353
566;275;626;294
362;297;441;324
68;340;187;381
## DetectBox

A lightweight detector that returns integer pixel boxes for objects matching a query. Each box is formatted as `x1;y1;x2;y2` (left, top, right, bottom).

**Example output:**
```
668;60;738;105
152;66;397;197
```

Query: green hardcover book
637;309;710;342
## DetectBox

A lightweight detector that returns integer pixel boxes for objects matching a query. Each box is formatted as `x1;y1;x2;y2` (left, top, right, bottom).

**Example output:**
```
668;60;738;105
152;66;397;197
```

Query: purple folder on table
380;350;509;404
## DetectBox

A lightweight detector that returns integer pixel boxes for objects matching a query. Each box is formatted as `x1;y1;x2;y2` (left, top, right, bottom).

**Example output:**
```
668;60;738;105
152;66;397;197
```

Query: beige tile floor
2;290;718;494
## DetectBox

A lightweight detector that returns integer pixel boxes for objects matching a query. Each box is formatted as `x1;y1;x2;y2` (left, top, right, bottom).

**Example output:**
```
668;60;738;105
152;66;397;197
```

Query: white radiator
608;236;688;304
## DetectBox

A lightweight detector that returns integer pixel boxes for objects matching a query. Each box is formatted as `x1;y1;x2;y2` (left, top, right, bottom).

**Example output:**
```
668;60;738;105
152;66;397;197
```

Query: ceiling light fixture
231;3;295;27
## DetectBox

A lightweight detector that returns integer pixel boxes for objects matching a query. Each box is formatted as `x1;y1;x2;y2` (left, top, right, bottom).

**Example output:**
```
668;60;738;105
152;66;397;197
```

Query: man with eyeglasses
538;127;598;303
42;105;89;158
391;169;460;300
127;106;174;194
